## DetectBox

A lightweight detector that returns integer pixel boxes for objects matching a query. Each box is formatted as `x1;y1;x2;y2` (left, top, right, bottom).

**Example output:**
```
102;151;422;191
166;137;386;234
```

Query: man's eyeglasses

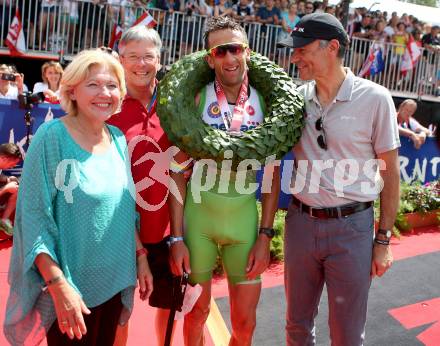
207;42;248;58
122;54;157;64
315;117;327;150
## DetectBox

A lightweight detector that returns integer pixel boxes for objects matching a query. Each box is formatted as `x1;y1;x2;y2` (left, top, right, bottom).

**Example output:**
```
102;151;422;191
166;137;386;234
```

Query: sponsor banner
0;100;64;175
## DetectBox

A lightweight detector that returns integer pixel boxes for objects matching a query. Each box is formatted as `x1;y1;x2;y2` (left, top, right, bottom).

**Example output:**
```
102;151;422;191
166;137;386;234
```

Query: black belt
292;196;372;219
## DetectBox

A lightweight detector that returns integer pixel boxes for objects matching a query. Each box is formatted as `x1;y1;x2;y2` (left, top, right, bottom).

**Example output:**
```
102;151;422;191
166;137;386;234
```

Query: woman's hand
43;89;59;103
48;279;91;340
137;254;153;301
14;73;24;94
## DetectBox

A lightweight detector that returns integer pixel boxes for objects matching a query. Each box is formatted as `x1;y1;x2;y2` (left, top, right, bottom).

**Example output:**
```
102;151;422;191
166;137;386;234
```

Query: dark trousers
47;292;123;346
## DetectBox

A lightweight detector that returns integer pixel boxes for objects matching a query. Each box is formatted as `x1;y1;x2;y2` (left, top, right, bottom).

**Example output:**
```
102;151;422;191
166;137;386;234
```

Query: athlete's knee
185;303;211;327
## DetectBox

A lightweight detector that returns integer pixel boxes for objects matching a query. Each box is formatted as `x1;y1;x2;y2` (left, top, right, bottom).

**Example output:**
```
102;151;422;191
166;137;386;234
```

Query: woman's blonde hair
41;61;64;86
59;50;126;117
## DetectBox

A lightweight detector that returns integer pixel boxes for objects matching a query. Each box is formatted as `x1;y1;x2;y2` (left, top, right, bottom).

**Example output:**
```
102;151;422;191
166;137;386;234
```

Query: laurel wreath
157;50;305;170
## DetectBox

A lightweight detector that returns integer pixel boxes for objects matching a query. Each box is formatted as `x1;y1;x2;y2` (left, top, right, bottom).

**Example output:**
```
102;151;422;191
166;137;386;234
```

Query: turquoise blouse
4;119;137;345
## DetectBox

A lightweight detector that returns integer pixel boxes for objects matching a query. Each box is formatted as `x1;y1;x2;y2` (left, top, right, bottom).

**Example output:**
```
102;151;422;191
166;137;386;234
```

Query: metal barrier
1;1;439;100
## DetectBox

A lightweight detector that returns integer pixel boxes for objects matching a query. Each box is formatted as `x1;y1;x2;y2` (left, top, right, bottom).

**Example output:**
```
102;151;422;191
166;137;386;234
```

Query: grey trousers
284;202;374;346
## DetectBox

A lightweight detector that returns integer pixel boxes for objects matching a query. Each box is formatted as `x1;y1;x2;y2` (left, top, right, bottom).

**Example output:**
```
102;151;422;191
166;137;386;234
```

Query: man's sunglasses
207;42;248;58
315;117;328;150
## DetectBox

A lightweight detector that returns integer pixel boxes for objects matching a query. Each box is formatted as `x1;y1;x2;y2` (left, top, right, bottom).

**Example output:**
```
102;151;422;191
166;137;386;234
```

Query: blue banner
0;100;65;175
398;136;439;184
0;100;438;209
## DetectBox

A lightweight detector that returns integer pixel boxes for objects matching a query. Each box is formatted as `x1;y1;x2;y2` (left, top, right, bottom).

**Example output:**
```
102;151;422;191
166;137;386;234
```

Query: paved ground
216;227;440;346
1;226;440;345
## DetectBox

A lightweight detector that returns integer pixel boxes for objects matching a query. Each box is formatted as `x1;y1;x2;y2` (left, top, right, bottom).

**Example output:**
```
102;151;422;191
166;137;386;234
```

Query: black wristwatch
259;227;275;239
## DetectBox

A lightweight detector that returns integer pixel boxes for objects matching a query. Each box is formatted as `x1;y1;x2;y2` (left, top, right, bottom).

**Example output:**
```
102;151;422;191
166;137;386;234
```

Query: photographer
0;64;26;100
0;143;22;236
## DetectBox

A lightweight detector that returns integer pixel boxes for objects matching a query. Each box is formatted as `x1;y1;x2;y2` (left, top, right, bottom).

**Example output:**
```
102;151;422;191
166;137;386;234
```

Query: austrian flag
401;35;421;76
109;24;123;50
133;11;157;28
5;10;26;56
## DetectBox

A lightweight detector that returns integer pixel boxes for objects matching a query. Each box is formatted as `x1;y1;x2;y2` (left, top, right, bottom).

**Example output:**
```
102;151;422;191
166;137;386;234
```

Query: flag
44;107;54;122
5;9;26;56
370;48;384;77
109;24;123;50
132;11;157;28
8;129;14;144
358;45;384;78
401;35;421;76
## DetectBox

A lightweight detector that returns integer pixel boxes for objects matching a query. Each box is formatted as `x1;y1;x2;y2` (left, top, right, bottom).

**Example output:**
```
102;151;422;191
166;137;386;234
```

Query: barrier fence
1;1;440;100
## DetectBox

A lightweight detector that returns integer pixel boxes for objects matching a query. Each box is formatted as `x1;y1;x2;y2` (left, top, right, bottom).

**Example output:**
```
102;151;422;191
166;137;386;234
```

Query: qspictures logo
54;136;387;211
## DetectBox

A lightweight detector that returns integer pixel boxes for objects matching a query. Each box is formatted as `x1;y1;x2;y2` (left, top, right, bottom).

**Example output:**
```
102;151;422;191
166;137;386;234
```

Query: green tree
402;0;438;7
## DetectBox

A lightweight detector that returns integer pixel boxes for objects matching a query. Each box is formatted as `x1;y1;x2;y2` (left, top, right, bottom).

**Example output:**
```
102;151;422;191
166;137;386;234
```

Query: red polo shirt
107;93;171;244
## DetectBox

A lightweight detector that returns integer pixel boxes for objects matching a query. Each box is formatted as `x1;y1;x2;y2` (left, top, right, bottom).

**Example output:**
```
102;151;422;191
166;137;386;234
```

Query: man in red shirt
107;25;175;344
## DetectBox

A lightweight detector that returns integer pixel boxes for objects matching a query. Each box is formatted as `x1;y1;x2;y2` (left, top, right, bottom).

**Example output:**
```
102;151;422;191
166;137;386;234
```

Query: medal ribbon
214;74;248;133
147;85;157;114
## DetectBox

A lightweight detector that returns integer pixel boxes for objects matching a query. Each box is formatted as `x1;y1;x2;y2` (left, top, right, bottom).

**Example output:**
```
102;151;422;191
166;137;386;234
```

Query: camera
18;91;45;110
1;73;16;82
186;3;194;16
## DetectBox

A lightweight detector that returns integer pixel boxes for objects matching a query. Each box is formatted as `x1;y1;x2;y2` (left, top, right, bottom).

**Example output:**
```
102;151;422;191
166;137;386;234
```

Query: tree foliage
403;0;438;8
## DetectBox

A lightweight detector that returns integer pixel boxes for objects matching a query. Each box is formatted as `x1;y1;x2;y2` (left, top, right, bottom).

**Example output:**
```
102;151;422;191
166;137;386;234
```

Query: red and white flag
5;9;26;56
109;24;123;50
401;35;421;76
132;11;157;28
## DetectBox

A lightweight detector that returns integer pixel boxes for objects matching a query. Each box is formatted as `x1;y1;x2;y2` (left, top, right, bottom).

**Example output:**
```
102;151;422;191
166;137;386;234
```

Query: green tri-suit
184;82;266;285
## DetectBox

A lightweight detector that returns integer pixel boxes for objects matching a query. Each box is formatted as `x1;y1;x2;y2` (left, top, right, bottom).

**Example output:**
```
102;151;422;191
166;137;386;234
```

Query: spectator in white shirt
0;64;25;100
397;99;432;149
33;61;64;103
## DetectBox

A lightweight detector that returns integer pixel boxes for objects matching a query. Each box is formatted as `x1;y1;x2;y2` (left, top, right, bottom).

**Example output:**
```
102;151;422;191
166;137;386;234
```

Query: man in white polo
278;13;400;345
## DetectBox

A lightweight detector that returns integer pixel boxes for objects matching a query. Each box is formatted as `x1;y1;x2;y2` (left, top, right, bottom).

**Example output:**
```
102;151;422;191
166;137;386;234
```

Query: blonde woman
33;61;64;103
4;50;153;346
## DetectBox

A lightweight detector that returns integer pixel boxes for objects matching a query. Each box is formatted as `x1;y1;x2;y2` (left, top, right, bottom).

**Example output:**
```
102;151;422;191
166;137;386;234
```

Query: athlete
169;16;280;346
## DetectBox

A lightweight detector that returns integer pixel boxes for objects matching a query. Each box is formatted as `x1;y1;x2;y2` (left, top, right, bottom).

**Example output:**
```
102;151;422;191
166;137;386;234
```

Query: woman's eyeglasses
315;117;328;150
208;43;248;58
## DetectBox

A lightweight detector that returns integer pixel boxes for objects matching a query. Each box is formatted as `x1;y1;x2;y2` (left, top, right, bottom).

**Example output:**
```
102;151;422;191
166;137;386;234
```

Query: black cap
277;13;349;48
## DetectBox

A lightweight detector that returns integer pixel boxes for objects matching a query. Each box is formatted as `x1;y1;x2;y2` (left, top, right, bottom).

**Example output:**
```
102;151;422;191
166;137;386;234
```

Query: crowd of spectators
1;0;439;96
1;0;439;54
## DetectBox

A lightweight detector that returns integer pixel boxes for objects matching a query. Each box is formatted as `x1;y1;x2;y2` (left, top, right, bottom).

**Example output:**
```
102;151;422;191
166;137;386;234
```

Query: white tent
329;0;440;25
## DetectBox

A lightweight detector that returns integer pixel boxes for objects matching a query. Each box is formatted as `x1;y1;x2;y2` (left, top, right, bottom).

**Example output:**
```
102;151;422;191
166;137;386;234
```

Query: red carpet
1;225;439;345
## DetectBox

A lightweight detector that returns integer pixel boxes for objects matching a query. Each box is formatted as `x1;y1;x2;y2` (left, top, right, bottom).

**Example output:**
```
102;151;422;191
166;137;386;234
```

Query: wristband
168;236;184;246
374;238;390;246
136;247;148;258
42;274;64;292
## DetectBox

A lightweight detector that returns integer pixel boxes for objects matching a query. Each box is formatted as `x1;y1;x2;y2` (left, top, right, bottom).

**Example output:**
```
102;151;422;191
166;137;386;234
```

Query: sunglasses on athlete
207;42;248;58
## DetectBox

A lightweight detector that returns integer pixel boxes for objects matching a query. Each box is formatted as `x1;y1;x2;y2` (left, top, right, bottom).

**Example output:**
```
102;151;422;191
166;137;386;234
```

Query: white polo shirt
291;68;400;207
